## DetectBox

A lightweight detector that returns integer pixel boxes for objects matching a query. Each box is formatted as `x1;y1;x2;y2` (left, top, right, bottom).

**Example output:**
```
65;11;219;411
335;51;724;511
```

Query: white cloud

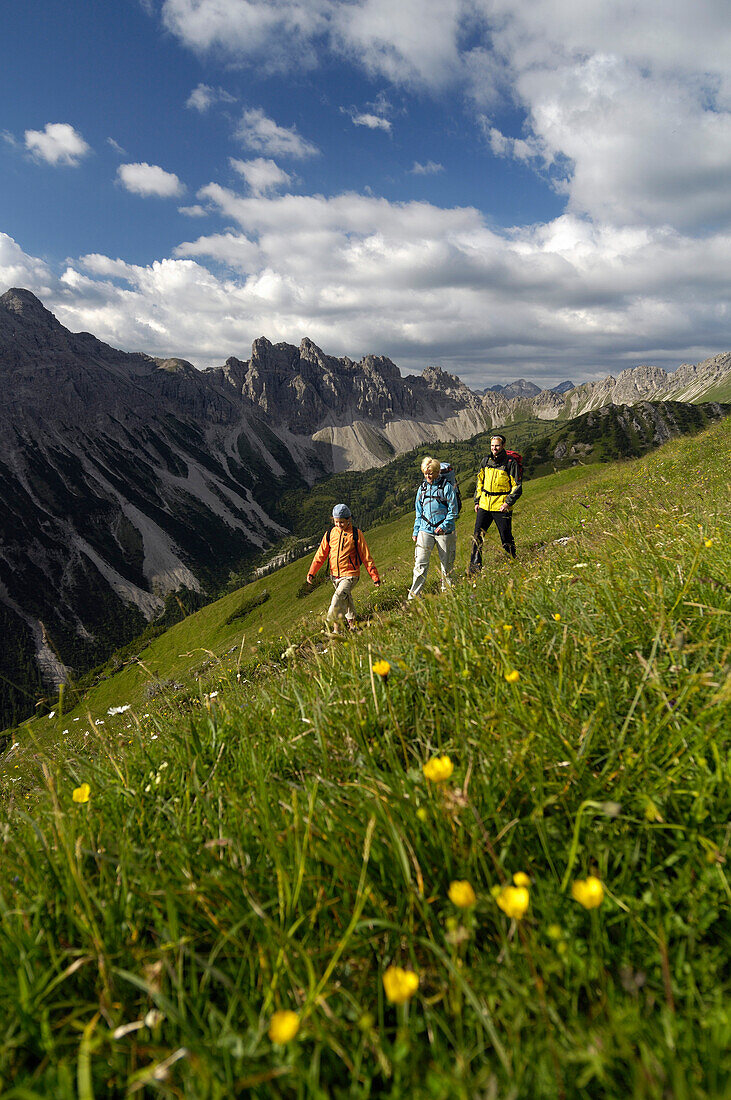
24;123;91;166
175;230;261;272
186;83;236;112
481;121;545;166
117;163;185;198
107;137;127;156
350;112;391;132
230;157;292;196
179;204;208;217
0;232;54;293
157;0;469;88
514;55;731;230
478;3;731;231
331;0;468;89
161;0;330;70
410;160;444;175
236;107;318;159
54;188;731;377
3;196;731;386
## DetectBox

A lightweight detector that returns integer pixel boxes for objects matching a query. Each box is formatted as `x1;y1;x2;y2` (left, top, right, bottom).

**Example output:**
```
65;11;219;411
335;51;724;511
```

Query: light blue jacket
413;478;458;536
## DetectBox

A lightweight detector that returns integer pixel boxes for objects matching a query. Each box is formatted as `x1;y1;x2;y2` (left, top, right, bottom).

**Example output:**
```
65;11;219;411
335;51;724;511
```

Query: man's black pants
469;508;516;570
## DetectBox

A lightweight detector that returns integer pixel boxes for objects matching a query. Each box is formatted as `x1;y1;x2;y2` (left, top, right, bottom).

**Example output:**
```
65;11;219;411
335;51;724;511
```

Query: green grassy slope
0;423;729;1097
5;426;655;750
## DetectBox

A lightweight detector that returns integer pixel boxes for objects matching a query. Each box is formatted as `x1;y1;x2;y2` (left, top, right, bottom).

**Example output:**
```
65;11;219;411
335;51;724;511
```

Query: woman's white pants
408;531;456;599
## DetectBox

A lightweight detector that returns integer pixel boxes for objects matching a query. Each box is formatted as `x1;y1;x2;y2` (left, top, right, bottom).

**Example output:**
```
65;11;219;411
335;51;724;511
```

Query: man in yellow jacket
307;504;380;632
468;435;522;571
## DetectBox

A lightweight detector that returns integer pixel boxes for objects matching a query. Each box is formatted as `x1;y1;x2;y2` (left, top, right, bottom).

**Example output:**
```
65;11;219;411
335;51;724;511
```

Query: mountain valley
2;286;730;727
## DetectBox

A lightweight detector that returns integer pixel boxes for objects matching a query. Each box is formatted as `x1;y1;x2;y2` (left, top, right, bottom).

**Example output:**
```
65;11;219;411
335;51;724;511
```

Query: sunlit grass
0;422;729;1097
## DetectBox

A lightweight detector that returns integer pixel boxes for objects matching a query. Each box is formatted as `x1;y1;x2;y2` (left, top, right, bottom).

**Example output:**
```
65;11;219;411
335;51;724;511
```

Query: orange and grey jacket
474;452;522;512
307;522;380;582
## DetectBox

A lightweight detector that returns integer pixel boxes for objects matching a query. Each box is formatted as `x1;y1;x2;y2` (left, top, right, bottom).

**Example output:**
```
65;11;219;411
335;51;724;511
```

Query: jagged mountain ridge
213;337;731;469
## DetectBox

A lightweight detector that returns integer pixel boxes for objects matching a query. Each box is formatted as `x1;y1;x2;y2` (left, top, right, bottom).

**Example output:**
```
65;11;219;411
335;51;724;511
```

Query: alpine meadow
1;420;728;1098
3;0;731;1095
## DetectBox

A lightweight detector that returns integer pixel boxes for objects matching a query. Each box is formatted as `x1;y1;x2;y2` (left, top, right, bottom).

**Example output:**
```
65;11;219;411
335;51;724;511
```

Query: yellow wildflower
553;613;561;622
268;1010;300;1044
512;871;530;887
373;659;391;679
704;538;713;548
504;669;520;683
423;755;454;782
72;783;90;804
382;966;419;1005
448;880;477;908
571;875;605;909
416;807;428;823
496;885;530;920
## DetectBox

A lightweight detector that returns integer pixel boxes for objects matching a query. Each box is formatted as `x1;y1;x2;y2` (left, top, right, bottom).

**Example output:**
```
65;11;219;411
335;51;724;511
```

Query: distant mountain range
478;378;575;398
2;286;731;726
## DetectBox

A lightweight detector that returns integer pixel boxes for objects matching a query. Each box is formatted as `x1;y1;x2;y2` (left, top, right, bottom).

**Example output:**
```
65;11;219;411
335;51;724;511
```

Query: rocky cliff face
215;338;483;433
0;290;332;720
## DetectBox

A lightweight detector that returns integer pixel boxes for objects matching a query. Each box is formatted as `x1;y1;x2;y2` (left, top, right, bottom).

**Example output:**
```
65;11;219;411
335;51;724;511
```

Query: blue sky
2;1;731;387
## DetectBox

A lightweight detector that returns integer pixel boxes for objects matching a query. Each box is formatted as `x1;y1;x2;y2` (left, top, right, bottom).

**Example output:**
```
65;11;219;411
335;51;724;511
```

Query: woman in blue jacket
408;456;458;599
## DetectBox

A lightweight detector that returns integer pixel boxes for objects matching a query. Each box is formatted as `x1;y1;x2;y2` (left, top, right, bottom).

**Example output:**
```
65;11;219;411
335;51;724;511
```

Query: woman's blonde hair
421;456;441;477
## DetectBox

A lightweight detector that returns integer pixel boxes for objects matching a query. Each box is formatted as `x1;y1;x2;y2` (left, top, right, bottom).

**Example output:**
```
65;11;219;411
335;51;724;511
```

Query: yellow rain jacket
474;453;522;512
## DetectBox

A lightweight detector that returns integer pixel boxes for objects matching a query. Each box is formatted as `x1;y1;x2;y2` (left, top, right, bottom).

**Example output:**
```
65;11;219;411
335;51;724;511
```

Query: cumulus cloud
7;183;720;383
24;123;91;166
117;163;185;198
410;160;444;175
230;157;292;195
0;232;54;293
477;2;731;231
161;0;330;70
513;54;731;230
158;0;470;87
186;83;236;112
348;111;392;132
236;107;319;159
331;0;468;89
179;203;208;217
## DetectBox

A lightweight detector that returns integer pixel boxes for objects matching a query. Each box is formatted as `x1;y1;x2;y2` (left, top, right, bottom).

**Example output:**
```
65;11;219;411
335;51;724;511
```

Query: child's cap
332;503;352;519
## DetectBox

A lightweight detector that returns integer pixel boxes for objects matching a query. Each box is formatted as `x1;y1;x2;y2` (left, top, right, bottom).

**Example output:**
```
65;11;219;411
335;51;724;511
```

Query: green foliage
224;589;270;625
274;418;552;538
1;423;729;1096
522;401;730;478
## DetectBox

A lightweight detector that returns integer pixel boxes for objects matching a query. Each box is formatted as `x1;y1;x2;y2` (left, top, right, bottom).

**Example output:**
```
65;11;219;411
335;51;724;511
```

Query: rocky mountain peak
1;287;53;319
0;287;64;344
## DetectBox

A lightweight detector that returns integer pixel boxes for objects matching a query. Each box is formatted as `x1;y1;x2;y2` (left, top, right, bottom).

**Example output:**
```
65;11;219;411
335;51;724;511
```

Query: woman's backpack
419;463;462;517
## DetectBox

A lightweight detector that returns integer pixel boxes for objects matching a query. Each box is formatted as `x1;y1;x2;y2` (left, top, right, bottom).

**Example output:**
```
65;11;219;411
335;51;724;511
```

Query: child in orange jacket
307;504;380;632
